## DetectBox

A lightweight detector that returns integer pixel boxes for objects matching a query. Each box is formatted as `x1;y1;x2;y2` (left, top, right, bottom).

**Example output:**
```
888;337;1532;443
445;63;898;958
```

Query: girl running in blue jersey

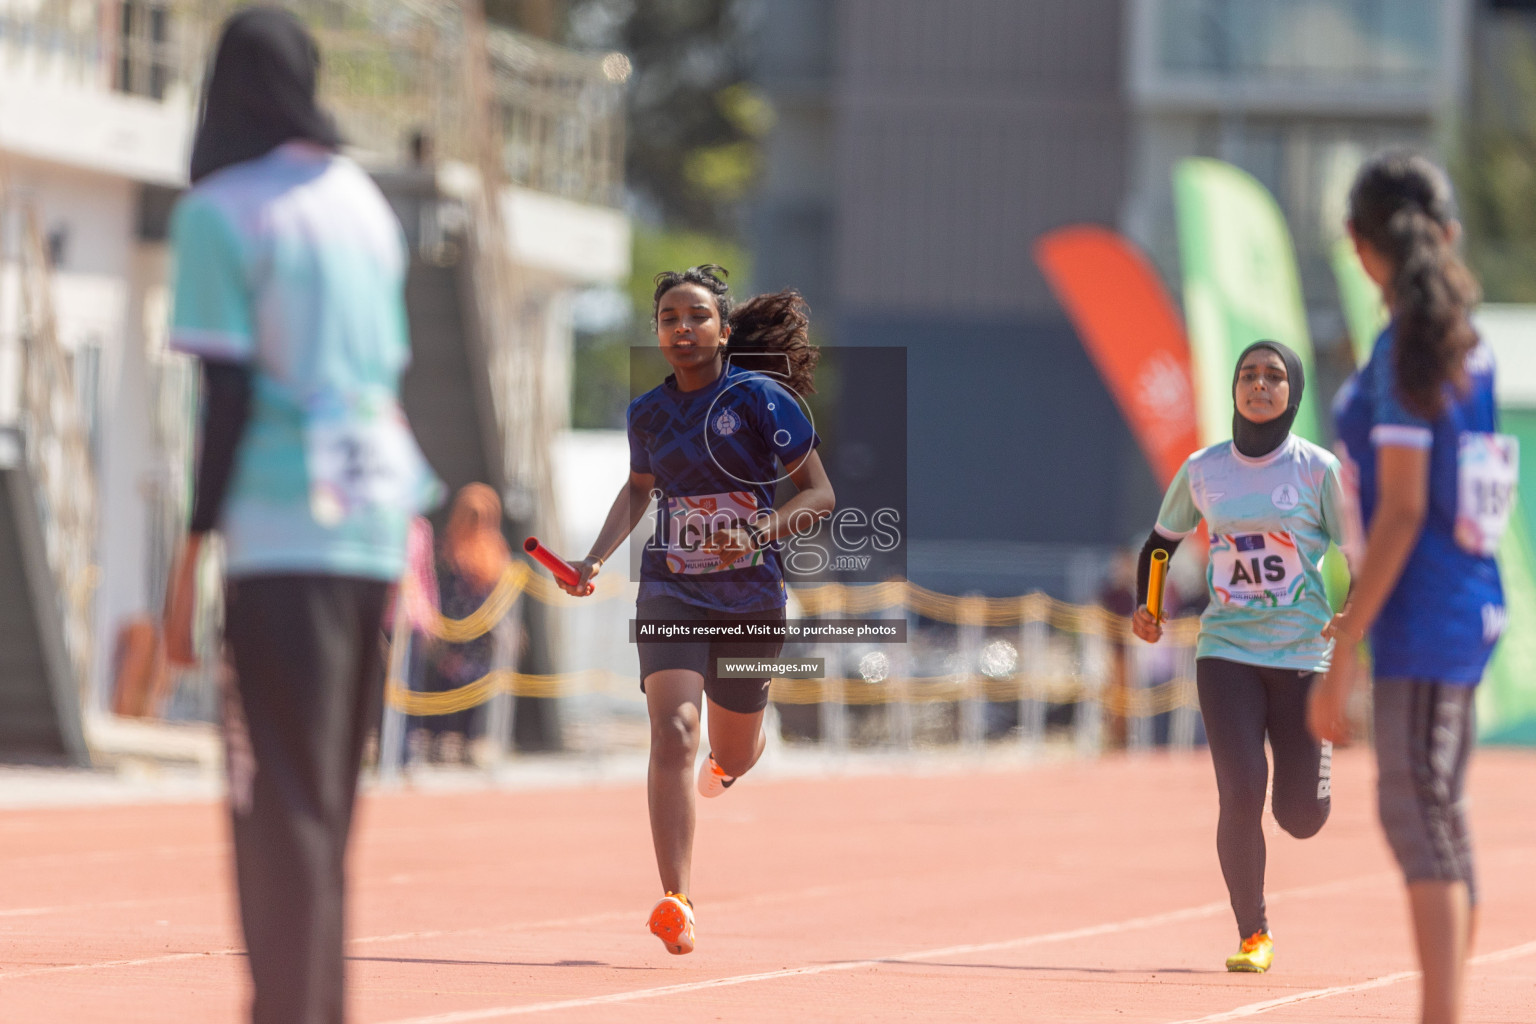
1312;152;1510;1024
1133;340;1350;974
558;265;835;954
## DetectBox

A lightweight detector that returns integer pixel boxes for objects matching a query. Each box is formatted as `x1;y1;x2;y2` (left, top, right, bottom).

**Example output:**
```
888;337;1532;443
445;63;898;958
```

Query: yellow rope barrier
493;567;1198;638
391;570;1203;718
387;668;1199;717
789;580;1200;640
386;668;632;714
762;675;1195;712
404;562;528;642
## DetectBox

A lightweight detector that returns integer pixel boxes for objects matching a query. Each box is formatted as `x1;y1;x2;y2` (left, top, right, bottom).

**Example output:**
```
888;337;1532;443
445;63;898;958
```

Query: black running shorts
635;596;786;714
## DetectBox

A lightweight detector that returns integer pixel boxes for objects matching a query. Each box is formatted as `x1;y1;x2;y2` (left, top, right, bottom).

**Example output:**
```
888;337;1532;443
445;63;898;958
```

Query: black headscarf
189;7;341;184
1232;340;1305;458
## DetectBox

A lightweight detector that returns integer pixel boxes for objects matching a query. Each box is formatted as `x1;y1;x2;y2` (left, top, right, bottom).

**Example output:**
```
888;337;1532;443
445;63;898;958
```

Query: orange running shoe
648;892;695;955
697;753;736;799
1225;930;1274;973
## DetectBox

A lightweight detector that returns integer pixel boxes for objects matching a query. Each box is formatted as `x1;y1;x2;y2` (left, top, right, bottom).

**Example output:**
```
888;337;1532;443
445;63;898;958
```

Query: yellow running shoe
1225;930;1274;973
648;892;695;955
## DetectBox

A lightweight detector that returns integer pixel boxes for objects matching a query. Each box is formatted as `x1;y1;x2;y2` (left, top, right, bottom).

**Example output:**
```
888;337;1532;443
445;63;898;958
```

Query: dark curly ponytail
651;265;820;396
727;290;819;396
1347;151;1480;419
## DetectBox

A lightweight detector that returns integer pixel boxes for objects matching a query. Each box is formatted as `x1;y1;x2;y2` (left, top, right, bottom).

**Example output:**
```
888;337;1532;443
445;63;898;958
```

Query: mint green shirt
1157;436;1349;672
170;144;433;580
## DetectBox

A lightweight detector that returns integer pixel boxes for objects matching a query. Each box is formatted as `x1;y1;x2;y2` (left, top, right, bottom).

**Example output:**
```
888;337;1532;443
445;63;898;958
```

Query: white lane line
0;843;229;871
0;887;852;980
1161;969;1420;1024
372;872;1404;1023
350;883;850;947
0;896;204;920
0;950;241;981
1472;938;1536;965
0;871;1409;995
1161;938;1536;1024
371;897;1243;1023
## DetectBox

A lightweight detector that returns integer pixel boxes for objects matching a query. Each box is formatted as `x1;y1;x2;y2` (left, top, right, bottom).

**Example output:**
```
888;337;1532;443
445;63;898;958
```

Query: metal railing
171;0;627;207
486;28;626;207
2;195;100;706
0;0;182;98
0;1;110;88
3;2;626;206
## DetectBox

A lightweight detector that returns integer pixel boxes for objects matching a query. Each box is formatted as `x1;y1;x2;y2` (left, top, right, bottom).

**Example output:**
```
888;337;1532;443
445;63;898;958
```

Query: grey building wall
748;0;1157;594
748;0;837;314
834;0;1128;318
1123;0;1464;345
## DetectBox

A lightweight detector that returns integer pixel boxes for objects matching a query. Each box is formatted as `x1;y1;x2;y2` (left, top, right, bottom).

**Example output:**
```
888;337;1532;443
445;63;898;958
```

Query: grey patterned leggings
1373;678;1477;902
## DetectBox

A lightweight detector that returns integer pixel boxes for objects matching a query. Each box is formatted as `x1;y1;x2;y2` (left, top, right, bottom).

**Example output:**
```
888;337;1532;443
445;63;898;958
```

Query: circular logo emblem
704;375;818;486
1271;484;1300;511
712;407;741;436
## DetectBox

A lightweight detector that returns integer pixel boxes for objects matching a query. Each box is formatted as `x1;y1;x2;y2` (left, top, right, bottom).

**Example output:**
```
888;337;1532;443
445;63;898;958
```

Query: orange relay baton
1147;548;1170;623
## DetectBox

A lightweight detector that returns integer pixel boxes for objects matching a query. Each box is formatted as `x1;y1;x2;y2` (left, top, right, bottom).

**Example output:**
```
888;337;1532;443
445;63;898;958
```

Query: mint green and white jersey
170;142;435;580
1156;435;1350;672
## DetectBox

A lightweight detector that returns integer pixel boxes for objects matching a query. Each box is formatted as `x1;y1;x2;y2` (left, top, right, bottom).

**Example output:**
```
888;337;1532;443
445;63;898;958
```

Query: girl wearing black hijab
1130;340;1352;974
162;8;432;1023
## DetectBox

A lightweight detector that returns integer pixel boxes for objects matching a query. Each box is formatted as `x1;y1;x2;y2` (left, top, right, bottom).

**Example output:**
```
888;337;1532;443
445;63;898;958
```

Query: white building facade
0;0;629;752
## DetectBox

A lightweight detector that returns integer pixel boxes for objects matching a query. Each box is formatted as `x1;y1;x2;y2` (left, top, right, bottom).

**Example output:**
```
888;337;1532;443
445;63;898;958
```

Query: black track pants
223;575;391;1024
1196;657;1333;940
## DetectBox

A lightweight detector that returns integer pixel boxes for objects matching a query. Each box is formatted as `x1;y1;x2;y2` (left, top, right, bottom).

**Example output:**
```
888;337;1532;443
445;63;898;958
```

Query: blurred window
116;1;172;101
1155;0;1439;85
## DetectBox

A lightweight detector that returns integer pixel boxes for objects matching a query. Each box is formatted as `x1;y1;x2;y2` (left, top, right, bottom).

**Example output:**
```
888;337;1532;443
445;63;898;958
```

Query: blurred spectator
160;9;434;1022
1097;548;1137;618
1098;549;1137;746
412;483;513;764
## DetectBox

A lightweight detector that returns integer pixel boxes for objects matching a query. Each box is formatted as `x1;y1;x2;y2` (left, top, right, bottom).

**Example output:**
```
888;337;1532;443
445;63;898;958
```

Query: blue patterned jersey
1333;325;1510;684
628;363;819;612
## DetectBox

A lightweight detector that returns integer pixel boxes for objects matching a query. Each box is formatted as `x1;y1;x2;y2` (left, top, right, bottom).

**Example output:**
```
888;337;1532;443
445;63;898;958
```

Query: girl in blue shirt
1312;152;1513;1024
559;266;835;955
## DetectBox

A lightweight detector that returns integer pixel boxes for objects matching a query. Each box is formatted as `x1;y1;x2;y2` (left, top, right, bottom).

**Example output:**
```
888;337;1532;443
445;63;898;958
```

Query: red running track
2;747;1534;1023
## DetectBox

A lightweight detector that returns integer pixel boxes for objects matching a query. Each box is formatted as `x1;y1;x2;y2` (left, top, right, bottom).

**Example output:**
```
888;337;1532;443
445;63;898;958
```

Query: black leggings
1197;657;1333;940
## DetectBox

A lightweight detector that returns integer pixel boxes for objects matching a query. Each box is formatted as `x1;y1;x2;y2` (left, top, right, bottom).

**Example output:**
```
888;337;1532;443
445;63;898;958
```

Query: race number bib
1455;432;1519;557
1210;531;1307;607
306;393;433;527
662;491;764;574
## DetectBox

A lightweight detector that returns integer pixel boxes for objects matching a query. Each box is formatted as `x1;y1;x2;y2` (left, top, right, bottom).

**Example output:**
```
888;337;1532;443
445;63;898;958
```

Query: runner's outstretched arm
558;470;656;596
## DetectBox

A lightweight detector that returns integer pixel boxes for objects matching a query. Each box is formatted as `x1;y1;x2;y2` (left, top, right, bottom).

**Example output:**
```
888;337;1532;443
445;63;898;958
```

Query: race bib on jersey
662;491;764;574
1455;432;1519;557
306;393;434;527
1210;531;1307;607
